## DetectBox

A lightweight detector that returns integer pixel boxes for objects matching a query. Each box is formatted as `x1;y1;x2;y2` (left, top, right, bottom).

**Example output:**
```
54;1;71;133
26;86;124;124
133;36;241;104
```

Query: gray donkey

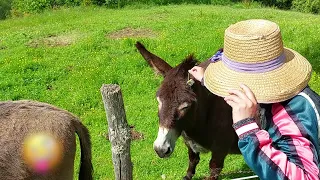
0;100;93;180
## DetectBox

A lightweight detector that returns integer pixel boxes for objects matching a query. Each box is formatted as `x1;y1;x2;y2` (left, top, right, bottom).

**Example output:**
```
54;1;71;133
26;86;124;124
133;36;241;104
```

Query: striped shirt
233;86;320;180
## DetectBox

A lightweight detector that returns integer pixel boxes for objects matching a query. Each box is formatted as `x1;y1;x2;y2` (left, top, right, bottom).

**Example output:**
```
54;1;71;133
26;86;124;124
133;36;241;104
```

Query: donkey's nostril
164;147;171;155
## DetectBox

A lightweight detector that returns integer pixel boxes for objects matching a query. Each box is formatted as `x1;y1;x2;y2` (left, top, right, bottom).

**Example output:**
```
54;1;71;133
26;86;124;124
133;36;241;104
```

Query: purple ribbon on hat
209;50;285;73
210;49;223;63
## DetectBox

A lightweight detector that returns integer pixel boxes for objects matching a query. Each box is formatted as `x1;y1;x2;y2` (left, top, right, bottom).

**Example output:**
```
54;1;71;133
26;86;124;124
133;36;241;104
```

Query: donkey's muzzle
154;146;172;158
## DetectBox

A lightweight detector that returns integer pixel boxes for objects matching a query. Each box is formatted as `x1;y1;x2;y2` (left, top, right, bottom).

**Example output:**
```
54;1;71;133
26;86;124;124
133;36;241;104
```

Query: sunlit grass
0;5;319;180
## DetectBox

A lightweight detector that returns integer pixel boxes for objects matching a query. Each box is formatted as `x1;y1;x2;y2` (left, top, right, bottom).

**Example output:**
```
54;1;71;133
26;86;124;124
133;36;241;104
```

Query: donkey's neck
184;59;225;130
184;82;212;129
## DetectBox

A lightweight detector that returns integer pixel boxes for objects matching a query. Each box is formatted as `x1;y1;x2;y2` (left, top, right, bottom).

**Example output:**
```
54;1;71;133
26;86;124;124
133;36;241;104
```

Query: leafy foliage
3;0;320;17
0;0;12;19
11;0;90;14
292;0;320;14
255;0;292;9
254;0;320;13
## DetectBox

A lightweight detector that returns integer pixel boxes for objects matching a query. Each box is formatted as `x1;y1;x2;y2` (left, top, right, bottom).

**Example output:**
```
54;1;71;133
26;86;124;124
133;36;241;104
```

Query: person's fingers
224;99;237;108
240;84;257;104
188;66;199;74
190;66;199;70
188;66;204;82
224;94;242;103
227;89;248;101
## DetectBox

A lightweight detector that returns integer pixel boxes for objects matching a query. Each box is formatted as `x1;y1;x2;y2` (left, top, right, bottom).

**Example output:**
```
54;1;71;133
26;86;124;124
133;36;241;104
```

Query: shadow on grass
192;164;257;180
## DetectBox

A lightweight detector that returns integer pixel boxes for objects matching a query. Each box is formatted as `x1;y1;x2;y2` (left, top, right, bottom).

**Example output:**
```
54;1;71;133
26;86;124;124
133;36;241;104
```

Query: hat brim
204;47;312;103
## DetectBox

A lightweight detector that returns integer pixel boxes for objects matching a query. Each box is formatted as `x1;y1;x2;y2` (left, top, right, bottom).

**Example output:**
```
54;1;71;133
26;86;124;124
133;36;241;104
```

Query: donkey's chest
181;131;210;153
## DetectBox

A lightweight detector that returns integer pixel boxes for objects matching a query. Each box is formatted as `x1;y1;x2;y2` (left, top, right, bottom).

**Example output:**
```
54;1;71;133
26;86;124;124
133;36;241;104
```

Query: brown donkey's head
136;42;198;158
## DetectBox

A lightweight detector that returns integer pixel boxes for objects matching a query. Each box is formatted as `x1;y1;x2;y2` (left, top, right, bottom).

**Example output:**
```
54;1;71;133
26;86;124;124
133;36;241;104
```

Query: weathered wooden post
100;84;133;180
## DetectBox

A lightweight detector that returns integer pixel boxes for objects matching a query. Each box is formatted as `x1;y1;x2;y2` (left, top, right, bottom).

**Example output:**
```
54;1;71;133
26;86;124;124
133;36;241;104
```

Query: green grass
0;4;320;180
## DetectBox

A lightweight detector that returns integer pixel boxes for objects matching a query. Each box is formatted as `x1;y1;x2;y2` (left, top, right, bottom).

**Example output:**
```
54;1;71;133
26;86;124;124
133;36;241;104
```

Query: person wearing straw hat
189;19;320;179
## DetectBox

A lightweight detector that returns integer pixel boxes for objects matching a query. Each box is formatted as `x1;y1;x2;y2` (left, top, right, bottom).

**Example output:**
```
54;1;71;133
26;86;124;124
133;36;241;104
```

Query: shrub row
102;0;320;11
292;0;320;14
0;0;12;19
257;0;320;14
0;0;105;18
0;0;319;20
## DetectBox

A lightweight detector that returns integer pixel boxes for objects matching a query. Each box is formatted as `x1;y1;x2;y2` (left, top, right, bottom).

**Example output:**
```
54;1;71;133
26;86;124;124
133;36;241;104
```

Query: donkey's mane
171;55;198;77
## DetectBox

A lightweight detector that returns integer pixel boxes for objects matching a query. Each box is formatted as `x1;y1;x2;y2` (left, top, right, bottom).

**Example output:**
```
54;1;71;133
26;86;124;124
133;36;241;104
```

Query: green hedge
292;0;320;14
0;0;12;19
12;0;55;13
255;0;292;9
104;0;238;8
2;0;320;20
5;0;241;13
256;0;320;13
9;0;107;14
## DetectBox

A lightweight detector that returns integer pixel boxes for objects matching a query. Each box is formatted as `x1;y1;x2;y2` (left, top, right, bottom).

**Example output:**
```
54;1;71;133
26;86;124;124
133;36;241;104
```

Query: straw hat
204;19;312;103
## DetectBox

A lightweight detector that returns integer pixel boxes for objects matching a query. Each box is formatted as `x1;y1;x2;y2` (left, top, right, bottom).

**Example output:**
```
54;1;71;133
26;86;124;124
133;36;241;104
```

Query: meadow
0;4;320;179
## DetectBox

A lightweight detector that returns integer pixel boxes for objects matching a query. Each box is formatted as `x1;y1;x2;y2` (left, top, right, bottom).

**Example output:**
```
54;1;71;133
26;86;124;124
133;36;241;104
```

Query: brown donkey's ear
135;42;172;76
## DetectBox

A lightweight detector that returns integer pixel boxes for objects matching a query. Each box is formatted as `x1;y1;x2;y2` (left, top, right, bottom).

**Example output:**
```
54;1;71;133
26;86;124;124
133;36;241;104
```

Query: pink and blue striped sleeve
233;103;319;180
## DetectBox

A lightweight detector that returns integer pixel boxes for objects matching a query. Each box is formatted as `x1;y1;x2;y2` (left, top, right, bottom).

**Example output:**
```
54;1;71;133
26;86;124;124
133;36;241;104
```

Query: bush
0;0;12;19
12;0;53;13
104;0;231;8
91;0;106;5
3;0;320;17
292;0;320;14
11;0;91;14
52;0;82;6
255;0;292;9
211;0;241;5
254;0;320;13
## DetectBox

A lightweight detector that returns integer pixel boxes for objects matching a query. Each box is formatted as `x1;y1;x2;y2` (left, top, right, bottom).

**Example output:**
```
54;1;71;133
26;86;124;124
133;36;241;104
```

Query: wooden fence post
100;84;133;180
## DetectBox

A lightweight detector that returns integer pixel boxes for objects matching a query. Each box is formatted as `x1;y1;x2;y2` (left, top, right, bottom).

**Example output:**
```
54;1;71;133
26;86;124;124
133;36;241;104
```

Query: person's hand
224;84;258;124
188;66;204;82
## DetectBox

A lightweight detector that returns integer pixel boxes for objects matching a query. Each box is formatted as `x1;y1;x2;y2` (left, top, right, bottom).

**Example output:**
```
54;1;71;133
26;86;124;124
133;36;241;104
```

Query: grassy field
1;4;320;180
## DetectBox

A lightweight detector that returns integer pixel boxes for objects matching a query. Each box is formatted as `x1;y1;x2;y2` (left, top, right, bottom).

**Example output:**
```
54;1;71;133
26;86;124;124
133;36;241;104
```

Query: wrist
232;118;260;139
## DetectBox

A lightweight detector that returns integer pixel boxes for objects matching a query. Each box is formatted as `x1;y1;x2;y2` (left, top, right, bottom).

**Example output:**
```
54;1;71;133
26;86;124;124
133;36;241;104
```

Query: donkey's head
136;42;199;158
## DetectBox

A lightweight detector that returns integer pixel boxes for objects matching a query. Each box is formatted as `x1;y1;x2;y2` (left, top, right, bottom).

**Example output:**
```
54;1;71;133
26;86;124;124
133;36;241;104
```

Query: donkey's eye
180;106;189;111
176;102;190;119
178;102;190;111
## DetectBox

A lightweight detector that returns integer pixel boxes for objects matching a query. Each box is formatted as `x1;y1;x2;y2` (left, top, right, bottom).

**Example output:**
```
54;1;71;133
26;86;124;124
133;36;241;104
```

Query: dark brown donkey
136;42;240;180
0;100;93;180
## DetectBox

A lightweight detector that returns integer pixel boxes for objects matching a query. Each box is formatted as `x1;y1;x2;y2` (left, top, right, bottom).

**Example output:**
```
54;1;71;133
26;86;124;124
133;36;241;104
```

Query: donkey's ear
135;42;172;76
